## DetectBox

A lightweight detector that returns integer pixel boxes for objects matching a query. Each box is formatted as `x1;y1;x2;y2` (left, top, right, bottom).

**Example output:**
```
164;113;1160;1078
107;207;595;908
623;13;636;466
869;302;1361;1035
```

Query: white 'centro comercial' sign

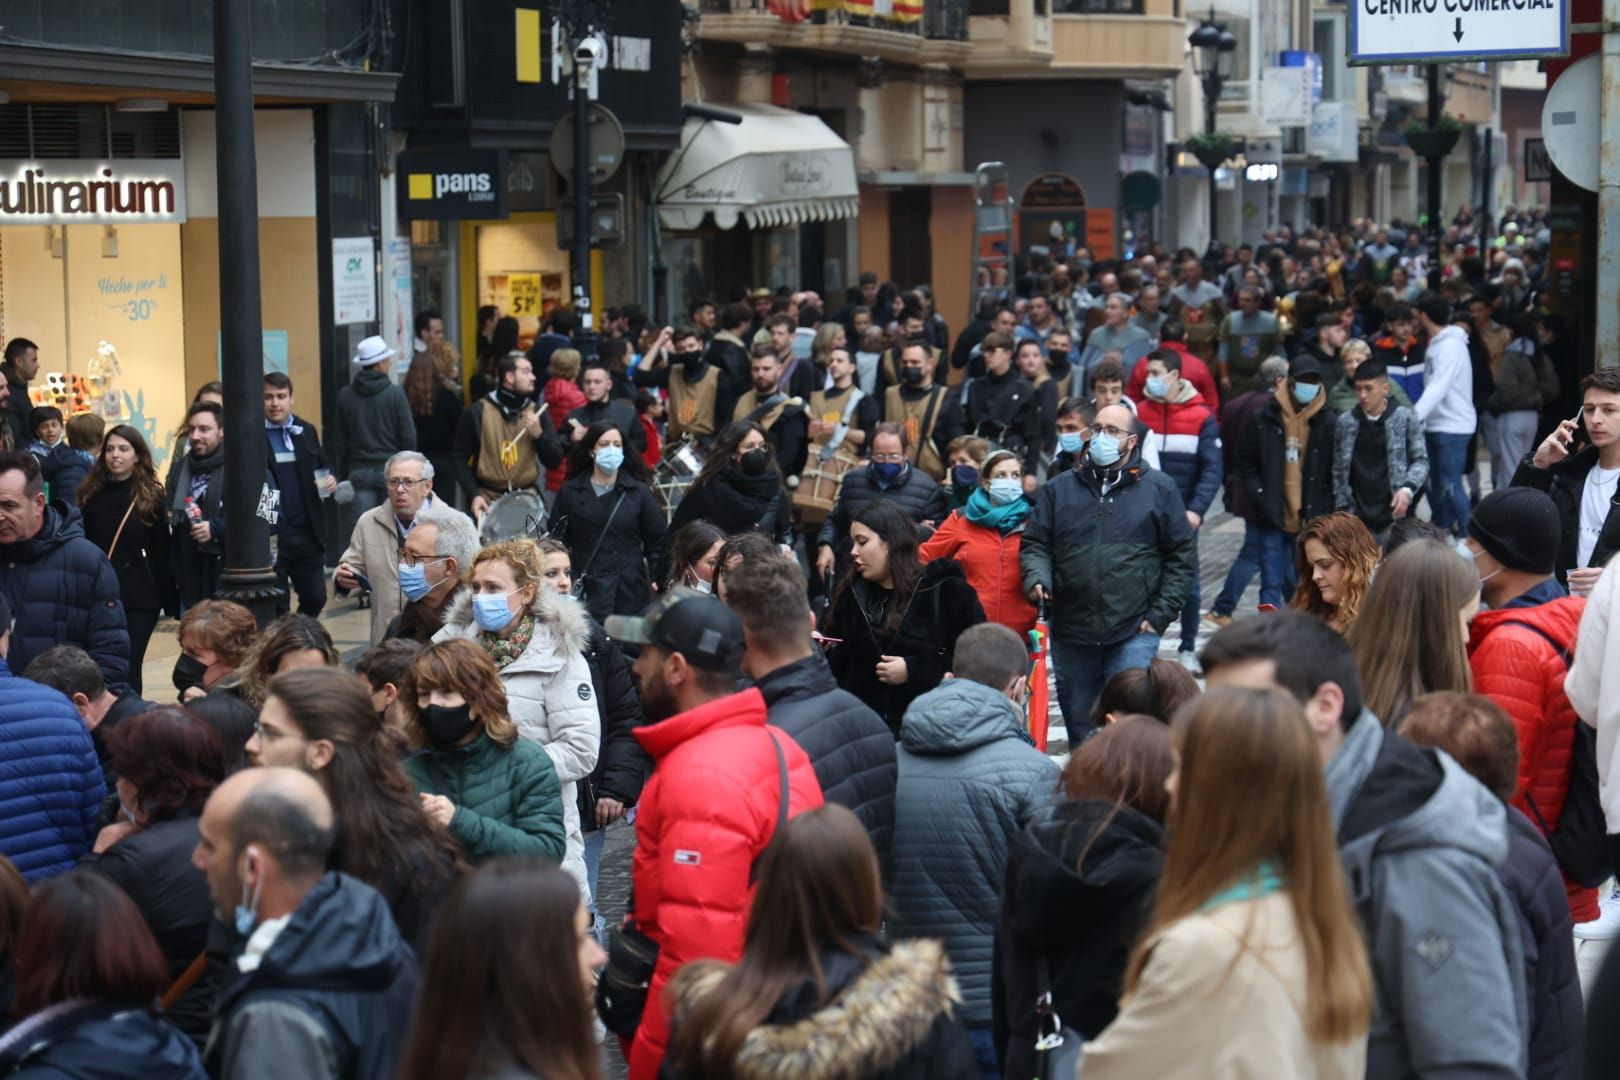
1349;0;1568;63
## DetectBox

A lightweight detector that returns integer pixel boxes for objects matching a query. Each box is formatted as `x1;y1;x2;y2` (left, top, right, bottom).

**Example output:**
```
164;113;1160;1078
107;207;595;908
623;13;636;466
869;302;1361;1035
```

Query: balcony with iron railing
964;0;1185;78
695;0;972;66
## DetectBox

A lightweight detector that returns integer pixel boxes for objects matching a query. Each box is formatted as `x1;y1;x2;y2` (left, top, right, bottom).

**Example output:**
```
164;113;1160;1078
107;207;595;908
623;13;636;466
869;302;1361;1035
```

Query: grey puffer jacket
888;679;1060;1026
1331;403;1430;513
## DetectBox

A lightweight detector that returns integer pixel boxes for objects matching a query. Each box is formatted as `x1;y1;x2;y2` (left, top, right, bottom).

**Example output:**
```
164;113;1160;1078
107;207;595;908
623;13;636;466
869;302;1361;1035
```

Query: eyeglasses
870;452;905;463
1095;425;1133;440
398;551;449;567
386;477;428;491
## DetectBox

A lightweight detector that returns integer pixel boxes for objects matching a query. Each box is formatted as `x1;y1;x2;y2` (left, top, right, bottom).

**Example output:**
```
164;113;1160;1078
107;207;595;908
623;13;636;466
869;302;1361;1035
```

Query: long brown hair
264;668;465;891
1348;539;1477;727
404;349;443;417
399;861;600;1080
668;805;884;1075
1291;512;1379;630
77;424;164;524
401;639;519;748
1125;687;1372;1046
223;613;339;710
1062;714;1174;822
13;872;169;1018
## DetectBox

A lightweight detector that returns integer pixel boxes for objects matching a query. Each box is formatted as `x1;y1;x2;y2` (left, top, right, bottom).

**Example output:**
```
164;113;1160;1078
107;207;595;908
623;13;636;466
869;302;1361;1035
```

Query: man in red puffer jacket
607;591;824;1080
1465;487;1594;924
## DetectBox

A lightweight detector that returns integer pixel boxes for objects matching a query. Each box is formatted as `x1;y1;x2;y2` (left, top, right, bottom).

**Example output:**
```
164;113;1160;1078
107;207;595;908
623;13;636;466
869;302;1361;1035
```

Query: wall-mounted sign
332;237;377;327
0;159;186;225
397;150;510;221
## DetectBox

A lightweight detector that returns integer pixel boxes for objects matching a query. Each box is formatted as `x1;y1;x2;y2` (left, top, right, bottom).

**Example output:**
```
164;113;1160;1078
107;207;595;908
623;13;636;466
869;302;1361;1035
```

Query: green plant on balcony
1184;131;1236;172
1403;114;1462;159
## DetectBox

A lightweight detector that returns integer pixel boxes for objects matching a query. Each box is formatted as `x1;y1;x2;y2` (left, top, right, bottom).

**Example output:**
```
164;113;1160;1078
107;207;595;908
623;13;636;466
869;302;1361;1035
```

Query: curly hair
402;640;519;748
469;538;546;593
223;613;340;710
1291;512;1380;631
177;600;258;670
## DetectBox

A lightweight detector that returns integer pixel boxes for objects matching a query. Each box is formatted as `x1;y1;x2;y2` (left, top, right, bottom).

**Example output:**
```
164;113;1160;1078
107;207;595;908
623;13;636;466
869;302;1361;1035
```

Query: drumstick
502;402;551;458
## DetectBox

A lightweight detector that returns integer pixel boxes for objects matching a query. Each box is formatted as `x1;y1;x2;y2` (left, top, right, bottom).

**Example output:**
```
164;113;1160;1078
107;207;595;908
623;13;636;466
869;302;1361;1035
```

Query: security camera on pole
563;0;604;361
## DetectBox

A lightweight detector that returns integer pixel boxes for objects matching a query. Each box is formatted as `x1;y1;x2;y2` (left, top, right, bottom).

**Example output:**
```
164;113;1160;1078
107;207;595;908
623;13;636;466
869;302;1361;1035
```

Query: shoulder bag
571;490;628;602
595;729;791;1039
1029;953;1084;1079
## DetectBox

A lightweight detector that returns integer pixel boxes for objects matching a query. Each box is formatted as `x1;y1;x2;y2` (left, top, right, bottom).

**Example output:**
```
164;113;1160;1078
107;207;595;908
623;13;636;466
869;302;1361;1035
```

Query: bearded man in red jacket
607;590;824;1080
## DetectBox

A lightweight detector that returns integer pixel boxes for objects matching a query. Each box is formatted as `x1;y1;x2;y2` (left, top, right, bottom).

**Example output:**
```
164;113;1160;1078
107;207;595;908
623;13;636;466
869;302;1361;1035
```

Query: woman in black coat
78;425;174;693
822;499;986;735
81;706;227;1045
661;421;793;579
992;717;1171;1077
548;421;666;625
664;806;977;1080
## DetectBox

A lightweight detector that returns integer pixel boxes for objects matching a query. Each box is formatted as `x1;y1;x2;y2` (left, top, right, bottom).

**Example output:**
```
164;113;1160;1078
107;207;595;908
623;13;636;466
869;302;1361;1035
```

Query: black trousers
126;607;160;695
275;528;329;617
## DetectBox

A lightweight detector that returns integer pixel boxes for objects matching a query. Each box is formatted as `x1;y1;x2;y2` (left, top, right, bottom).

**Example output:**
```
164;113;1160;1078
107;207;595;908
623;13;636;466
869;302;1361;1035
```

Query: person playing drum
451;351;566;520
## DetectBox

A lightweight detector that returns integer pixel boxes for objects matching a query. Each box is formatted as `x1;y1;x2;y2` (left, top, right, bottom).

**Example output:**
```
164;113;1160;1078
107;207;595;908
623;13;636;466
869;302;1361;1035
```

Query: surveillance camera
575;36;605;65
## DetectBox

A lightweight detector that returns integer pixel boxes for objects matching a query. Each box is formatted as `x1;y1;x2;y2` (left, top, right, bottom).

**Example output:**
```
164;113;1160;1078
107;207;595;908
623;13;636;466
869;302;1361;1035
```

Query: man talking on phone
1514;368;1620;594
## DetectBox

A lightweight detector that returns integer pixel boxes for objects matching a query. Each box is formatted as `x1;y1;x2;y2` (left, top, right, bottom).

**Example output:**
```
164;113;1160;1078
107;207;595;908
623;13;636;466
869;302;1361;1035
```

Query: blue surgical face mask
398;562;432;602
1293;380;1322;405
1057;431;1086;455
473;590;518;632
872;460;904;486
1088;432;1124;467
595;445;625;473
988;477;1023;505
235;858;264;937
1145;375;1169;400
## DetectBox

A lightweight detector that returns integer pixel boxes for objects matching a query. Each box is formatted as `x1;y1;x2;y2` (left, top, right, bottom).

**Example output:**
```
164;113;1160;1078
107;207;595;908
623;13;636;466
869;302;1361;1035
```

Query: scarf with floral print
479;614;535;670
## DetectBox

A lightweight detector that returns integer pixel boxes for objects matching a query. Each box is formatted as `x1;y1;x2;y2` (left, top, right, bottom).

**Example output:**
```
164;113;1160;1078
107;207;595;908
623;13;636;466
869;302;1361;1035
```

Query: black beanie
1467;487;1561;574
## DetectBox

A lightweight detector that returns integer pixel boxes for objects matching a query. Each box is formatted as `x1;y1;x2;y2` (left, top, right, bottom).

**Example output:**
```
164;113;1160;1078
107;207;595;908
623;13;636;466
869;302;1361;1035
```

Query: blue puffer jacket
0;501;129;688
0;660;104;882
0;1000;206;1078
889;679;1061;1026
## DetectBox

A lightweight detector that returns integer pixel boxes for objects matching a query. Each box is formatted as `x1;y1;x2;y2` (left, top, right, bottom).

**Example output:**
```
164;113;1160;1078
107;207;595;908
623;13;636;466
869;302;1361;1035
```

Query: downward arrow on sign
1453;16;1464;41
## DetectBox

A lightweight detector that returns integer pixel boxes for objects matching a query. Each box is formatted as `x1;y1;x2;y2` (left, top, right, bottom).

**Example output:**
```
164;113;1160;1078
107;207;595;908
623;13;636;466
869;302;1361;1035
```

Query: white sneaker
1574;880;1620;941
1177;650;1201;676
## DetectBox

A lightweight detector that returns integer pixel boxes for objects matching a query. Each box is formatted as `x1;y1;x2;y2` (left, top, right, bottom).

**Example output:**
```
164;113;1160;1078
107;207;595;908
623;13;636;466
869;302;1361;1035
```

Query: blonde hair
470;538;545;592
1126;688;1373;1045
549;348;582;381
1291;512;1380;632
1340;339;1372;365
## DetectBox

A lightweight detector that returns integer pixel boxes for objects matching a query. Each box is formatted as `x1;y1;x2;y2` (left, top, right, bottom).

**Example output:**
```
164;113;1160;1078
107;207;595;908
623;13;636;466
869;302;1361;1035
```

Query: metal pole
1480;126;1493;237
1426;64;1445;291
212;0;280;623
1597;0;1620;368
1206;75;1220;249
571;15;596;359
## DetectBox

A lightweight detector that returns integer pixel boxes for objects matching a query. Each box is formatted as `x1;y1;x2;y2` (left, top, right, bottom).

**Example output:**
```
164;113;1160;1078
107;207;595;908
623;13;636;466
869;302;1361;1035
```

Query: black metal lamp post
1189;11;1237;249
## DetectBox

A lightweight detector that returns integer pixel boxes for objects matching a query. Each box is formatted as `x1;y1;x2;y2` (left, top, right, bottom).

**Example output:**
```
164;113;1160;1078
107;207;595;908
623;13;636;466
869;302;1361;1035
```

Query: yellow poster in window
509;273;542;318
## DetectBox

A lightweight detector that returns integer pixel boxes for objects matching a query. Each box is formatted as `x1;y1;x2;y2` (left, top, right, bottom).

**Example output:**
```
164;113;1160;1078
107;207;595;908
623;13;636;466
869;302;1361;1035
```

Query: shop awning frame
655;102;859;231
0;43;400;104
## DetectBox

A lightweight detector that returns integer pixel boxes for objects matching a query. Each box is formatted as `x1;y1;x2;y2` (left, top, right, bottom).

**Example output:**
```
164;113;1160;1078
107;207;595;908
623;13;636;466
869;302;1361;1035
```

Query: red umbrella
1026;603;1050;753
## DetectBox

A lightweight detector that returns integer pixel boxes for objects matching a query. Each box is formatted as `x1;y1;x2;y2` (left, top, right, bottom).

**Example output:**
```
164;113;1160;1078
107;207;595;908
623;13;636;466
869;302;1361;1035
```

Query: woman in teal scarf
919;449;1038;635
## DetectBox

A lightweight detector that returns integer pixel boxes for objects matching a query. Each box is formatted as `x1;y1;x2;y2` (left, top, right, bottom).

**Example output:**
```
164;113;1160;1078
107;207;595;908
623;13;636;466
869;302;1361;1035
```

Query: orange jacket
1468;596;1595;923
919;510;1038;637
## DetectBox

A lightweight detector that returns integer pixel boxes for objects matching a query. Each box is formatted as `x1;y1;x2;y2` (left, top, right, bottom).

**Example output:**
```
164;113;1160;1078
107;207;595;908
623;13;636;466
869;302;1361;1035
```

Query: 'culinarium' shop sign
0;160;187;225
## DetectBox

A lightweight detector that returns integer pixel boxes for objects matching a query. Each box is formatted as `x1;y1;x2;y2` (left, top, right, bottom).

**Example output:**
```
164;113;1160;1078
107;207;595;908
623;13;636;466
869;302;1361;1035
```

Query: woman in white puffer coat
436;538;599;900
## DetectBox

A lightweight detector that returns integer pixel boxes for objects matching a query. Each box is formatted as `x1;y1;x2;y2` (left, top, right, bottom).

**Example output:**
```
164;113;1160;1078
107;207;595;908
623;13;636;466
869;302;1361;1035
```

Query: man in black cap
1463;486;1596;929
1236;354;1335;608
605;590;824;1079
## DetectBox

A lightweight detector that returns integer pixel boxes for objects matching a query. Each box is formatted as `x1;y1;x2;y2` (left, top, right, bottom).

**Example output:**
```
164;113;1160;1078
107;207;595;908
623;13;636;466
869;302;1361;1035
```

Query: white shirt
1578;463;1620;567
1412;325;1478;435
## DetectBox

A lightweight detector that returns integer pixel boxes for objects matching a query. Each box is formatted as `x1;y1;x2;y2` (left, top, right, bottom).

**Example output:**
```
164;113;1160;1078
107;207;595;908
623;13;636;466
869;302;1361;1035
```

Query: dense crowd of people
2;207;1620;1078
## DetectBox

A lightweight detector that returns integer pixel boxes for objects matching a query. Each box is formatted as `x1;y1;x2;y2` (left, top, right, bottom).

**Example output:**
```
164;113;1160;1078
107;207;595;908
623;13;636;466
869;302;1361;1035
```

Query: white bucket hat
353;336;396;367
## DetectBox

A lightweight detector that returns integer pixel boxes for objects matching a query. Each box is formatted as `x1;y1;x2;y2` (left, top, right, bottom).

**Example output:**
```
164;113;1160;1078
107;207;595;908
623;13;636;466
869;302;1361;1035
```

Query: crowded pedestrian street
3;0;1620;1078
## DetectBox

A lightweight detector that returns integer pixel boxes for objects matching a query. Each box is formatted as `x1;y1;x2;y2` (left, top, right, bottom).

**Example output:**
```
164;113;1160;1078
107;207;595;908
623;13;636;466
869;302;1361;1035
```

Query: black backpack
1504;620;1611;889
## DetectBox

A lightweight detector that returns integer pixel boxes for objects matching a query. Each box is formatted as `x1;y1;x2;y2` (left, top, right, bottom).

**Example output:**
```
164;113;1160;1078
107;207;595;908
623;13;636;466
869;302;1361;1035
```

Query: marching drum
479;490;547;544
653;438;707;518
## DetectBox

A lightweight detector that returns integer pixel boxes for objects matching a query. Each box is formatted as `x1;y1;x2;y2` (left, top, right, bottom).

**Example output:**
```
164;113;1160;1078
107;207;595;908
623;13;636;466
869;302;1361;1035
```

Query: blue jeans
1052;631;1162;747
966;1025;999;1080
1257;528;1297;610
1212;519;1263;617
1426;432;1473;537
1177;529;1202;653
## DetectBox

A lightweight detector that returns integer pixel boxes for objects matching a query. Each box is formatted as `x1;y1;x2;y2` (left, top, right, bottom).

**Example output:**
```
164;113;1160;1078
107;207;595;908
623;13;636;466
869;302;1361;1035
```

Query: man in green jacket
1022;403;1197;747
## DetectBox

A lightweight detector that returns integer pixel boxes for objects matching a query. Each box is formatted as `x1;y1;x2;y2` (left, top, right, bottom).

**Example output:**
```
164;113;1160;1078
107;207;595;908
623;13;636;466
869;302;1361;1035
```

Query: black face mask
682;354;705;375
901;366;926;386
739;448;771;476
173;654;208;694
420;704;477;749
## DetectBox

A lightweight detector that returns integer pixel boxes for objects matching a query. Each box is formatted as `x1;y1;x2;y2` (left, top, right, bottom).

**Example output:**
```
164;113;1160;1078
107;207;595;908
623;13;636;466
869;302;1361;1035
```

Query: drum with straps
479;490;547;544
792;446;860;526
653;437;707;519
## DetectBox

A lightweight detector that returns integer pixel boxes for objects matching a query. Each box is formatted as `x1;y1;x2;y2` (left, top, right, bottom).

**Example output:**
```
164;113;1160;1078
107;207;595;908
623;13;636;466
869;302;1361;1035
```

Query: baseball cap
1288;355;1323;382
605;589;745;672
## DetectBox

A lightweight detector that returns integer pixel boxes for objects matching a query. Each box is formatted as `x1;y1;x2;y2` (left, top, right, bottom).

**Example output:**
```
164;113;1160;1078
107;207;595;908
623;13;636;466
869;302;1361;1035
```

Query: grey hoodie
1327;713;1528;1079
332;366;416;474
889;678;1060;1025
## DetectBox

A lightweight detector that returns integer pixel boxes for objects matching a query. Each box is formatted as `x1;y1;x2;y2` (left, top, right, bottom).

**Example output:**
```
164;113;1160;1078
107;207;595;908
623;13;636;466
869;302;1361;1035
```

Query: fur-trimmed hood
436;586;592;672
671;939;964;1080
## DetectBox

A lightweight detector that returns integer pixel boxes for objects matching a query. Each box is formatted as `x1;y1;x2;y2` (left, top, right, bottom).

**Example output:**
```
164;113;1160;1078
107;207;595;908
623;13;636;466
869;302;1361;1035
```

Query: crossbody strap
577;491;629;578
750;729;791;885
106;499;139;561
915;385;945;462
